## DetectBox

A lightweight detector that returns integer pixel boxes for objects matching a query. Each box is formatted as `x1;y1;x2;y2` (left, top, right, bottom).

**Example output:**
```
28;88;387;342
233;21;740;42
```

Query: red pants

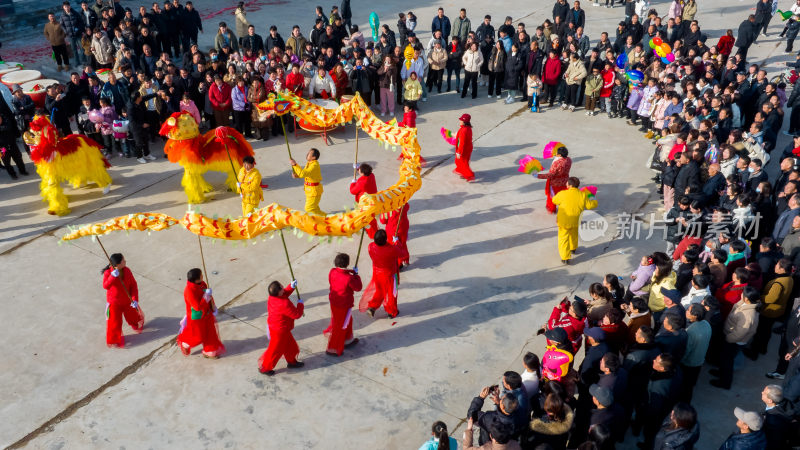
359;269;398;316
177;313;225;357
106;302;144;347
454;155;474;180
259;328;300;371
545;181;565;214
324;306;354;355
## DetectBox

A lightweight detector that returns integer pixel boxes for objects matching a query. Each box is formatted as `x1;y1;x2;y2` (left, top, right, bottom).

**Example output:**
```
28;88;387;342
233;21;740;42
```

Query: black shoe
388;312;398;319
709;379;731;390
344;338;360;348
709;368;721;377
259;369;275;376
367;307;376;317
287;361;304;369
561;259;569;265
325;350;340;357
8;172;18;179
743;349;760;361
19;170;30;176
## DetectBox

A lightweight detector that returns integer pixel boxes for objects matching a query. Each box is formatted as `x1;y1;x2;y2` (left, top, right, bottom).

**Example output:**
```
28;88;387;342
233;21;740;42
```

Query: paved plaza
0;0;794;448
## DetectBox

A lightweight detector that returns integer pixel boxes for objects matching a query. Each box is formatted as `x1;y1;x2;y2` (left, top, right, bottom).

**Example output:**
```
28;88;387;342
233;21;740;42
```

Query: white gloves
290;279;298;289
351;178;357;183
353;163;359;169
203;288;212;300
297;298;304;304
353;266;358;275
111;268;120;277
392;236;399;243
131;301;138;309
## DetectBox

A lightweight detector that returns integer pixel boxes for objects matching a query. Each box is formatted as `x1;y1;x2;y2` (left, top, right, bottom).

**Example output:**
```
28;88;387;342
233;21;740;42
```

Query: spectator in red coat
285;63;305;96
258;279;304;375
350;163;379;238
326;253;363;356
209;74;232;126
715;267;748;319
543;297;588;353
542;50;563;107
101;253;144;348
330;63;349;100
716;29;735;57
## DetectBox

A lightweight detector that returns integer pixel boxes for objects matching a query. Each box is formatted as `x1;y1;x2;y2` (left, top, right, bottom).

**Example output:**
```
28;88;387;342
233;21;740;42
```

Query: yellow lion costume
23;116;112;216
159;112;254;204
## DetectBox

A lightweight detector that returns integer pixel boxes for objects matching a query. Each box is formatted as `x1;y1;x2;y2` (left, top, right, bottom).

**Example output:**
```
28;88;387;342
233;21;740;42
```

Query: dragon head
23;115;59;163
159;111;199;140
256;93;294;116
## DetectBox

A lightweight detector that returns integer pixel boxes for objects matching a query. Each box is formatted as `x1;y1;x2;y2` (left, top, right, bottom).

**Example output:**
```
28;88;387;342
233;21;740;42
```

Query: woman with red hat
453;114;475;181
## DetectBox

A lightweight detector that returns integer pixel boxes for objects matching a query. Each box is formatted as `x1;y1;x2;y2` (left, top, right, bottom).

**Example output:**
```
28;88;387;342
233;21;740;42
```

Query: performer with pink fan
538;141;572;214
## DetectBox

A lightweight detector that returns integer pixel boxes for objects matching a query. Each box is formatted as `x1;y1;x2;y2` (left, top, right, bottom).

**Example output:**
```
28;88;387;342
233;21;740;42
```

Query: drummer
307;67;337;99
290;148;326;215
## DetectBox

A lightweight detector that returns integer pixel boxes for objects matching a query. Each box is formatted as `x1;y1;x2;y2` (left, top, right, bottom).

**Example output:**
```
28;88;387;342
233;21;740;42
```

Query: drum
0;62;23;76
2;69;41;88
20;79;59;107
297;98;340;133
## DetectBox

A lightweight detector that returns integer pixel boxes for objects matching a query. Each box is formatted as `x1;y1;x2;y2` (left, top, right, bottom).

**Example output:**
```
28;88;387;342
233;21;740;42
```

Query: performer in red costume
453;113;475;181
381;203;411;268
326;253;363;356
350;163;378;238
102;253;144;348
359;229;401;318
396;103;427;166
177;268;225;358
537;146;572;214
258;279;304;375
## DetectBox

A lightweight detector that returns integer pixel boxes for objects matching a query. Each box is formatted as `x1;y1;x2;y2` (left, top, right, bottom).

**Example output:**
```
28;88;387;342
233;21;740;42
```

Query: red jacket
716;281;746;317
267;286;304;332
548;302;586;353
183;280;213;317
329;69;348;98
600;69;615;97
286;72;305;96
398;109;416;128
328;267;363;309
103;267;139;305
382;203;410;242
350;173;377;202
543;57;562;85
537;156;572;191
209;82;232;111
455;125;473;161
369;242;400;273
716;35;735;56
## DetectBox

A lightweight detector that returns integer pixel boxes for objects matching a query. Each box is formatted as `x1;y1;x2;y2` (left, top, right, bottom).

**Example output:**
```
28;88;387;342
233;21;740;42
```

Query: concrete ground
0;0;794;448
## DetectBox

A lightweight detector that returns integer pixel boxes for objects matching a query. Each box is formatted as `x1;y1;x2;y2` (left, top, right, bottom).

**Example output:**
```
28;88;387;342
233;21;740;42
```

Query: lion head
159;111;199;140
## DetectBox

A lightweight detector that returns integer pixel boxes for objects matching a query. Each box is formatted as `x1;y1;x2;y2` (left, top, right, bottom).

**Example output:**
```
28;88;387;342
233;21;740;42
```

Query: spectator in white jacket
91;29;115;69
461;41;483;99
307;66;337;99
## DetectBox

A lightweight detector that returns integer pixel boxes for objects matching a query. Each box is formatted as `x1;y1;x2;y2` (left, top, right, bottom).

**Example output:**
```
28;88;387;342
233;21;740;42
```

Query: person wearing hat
719;407;767;449
551;177;598;264
452;113;475;181
588;384;626;442
543;296;587;353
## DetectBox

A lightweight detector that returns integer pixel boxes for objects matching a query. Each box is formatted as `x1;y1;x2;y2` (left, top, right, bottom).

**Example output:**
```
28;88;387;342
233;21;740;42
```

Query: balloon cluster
625;69;644;86
649;37;674;64
369;12;380;42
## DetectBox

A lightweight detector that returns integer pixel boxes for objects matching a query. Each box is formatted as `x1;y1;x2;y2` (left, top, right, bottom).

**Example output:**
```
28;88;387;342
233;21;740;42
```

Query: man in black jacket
149;3;167;55
475;15;495;42
340;0;352;35
162;1;181;57
60;1;86;67
755;0;773;37
265;25;285;54
567;1;585;30
180;1;202;48
553;0;569;23
737;15;759;60
673;152;701;206
761;384;793;449
467;386;519;446
241;25;264;55
639;353;683;449
0;96;27;179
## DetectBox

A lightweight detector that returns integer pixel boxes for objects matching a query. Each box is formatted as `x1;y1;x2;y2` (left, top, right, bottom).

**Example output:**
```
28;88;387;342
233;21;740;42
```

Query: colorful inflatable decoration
615;52;627;69
23;115;112;216
542;141;565;159
518;155;543;175
369;12;380;42
159;111;254;204
440;127;457;146
541;345;574;381
625;70;644;85
61;92;423;242
649;38;675;64
777;9;796;21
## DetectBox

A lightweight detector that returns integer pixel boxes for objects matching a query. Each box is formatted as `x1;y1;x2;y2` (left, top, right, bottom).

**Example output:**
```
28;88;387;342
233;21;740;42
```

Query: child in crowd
527;73;542;112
